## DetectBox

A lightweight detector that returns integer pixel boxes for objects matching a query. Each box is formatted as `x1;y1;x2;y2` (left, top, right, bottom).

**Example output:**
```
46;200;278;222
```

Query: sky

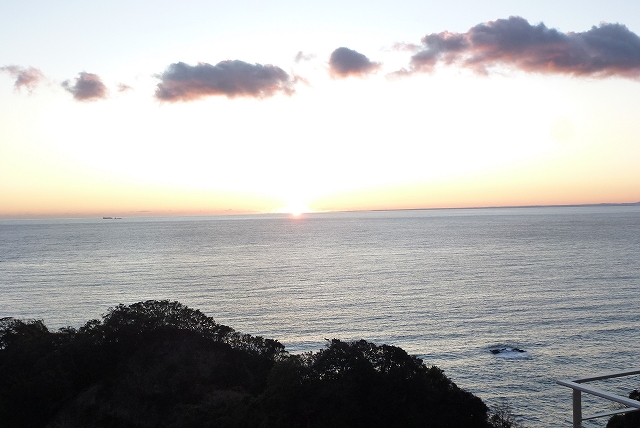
2;0;640;217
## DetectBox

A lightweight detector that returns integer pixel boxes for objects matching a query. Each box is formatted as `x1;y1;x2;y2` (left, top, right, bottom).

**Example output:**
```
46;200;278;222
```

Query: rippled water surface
2;206;640;427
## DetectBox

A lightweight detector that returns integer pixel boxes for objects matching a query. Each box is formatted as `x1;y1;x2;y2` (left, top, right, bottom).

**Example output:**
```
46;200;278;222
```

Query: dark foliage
489;401;525;428
254;338;491;428
0;300;504;428
607;390;640;428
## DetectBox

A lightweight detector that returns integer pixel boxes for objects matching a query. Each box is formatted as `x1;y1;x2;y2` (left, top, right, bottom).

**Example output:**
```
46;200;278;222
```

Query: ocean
1;205;639;427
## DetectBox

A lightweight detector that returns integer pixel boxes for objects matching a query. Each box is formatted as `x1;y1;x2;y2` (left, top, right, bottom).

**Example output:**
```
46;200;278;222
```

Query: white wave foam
490;347;530;359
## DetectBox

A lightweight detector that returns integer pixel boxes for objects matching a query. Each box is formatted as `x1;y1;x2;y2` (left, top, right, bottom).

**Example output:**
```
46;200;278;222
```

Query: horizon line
2;201;639;221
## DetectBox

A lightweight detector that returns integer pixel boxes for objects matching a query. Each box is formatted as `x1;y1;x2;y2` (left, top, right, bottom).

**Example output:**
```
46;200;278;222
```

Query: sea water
1;206;639;427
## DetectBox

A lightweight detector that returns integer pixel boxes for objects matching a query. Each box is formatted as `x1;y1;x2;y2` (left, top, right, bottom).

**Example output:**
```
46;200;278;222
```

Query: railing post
573;389;582;428
559;369;640;425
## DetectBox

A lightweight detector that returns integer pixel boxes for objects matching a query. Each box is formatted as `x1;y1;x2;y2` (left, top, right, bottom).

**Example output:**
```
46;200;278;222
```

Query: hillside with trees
0;300;520;427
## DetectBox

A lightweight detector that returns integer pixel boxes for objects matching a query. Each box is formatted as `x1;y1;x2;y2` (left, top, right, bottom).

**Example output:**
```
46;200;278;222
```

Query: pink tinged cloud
62;72;108;101
390;42;421;52
407;16;640;79
117;83;133;92
155;60;295;101
0;65;45;92
328;47;381;78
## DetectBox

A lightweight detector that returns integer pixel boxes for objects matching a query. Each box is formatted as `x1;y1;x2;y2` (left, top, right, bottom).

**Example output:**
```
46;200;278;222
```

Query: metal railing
557;369;640;427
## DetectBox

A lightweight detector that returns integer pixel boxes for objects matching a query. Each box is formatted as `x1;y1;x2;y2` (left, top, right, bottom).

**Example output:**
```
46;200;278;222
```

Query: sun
281;202;310;217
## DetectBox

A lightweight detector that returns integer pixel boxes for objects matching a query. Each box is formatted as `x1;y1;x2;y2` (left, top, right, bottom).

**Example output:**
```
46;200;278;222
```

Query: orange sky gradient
2;3;640;218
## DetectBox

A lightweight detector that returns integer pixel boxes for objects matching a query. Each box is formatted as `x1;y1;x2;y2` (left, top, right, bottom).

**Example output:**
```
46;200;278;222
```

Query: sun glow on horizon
278;201;312;217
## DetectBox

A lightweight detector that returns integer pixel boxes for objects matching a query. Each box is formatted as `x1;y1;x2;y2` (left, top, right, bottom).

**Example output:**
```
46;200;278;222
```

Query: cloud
62;72;108;101
155;60;295;101
117;83;133;93
405;16;640;79
390;42;421;52
294;51;316;63
328;47;381;78
0;65;45;93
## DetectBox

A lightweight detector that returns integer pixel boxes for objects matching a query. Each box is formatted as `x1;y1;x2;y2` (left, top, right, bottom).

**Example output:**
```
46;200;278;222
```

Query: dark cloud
405;16;640;79
62;72;108;101
0;66;45;92
155;60;295;101
328;47;381;78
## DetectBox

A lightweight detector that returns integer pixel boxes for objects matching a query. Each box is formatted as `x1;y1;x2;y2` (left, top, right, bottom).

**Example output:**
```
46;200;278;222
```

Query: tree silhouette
1;301;511;428
257;339;491;428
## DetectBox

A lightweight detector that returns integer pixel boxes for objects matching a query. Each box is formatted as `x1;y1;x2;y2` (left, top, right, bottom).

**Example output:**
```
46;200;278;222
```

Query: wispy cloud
401;16;640;79
390;42;421;52
328;47;381;78
62;72;108;101
117;83;133;93
155;60;295;102
0;65;45;93
294;51;316;63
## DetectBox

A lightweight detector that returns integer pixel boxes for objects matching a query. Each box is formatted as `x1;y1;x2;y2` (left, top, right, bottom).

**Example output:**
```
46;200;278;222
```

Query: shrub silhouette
0;300;504;427
257;338;490;427
607;390;640;428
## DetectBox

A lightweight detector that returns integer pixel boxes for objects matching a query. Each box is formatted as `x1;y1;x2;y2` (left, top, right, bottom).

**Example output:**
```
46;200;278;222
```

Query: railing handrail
557;368;640;427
